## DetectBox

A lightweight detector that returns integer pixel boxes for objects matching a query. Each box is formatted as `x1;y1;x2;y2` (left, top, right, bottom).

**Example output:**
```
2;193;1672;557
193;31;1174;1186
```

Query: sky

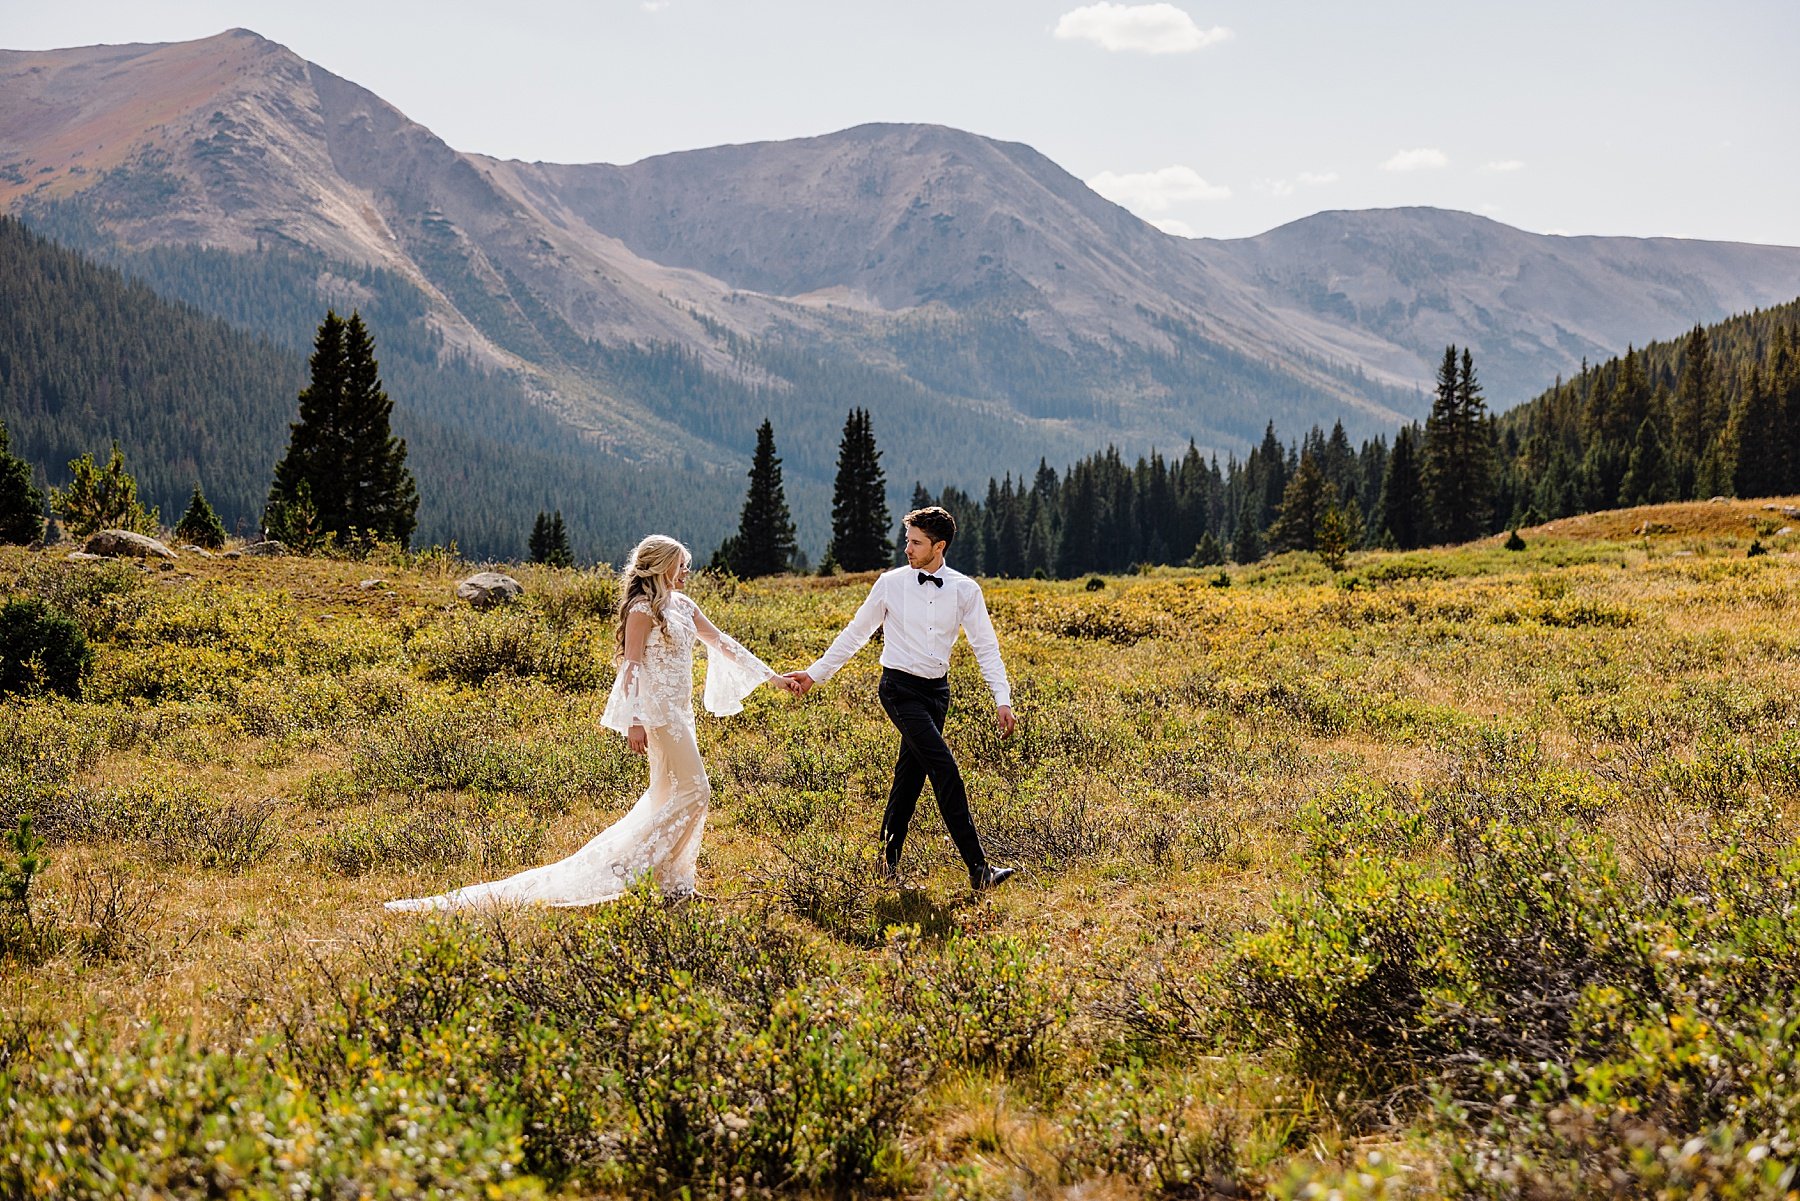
7;0;1799;246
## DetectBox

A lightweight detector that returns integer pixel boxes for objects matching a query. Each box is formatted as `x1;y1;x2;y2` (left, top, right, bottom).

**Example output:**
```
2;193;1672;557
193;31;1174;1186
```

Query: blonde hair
615;535;692;657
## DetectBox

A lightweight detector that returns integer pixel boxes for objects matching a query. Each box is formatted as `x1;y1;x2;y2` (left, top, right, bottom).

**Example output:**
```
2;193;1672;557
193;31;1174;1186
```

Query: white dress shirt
805;564;1012;707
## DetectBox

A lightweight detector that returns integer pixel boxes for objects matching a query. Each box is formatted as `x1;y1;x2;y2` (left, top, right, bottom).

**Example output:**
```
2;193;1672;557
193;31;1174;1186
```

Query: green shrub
411;608;597;688
34;780;275;871
13;557;147;639
299;902;914;1195
1362;557;1451;584
0;1023;541;1199
0;598;91;699
0;816;47;961
530;566;620;625
763;827;879;944
1060;1062;1241;1195
346;700;635;801
881;928;1071;1076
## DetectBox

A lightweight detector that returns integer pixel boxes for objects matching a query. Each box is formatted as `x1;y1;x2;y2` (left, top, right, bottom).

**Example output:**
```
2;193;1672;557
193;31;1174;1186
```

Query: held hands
780;670;815;697
767;673;807;697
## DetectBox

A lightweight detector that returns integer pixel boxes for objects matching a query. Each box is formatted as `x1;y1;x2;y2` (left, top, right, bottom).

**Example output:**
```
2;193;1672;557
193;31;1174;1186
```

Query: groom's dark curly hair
904;506;956;547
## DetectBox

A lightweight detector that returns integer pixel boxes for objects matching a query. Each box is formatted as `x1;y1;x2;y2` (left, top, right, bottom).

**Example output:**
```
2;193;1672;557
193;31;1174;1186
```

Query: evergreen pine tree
827;408;893;572
1267;452;1335;553
0;420;45;545
174;485;227;549
1422;347;1496;544
724;419;797;578
1189;530;1225;567
1377;426;1428;549
1231;491;1264;564
1316;502;1353;572
546;510;573;567
268;310;419;550
1618;418;1676;506
50;442;159;537
529;511;551;563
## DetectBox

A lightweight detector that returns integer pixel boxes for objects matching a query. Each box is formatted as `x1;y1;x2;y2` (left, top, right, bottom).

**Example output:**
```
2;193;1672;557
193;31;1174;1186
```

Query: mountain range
3;28;1799;555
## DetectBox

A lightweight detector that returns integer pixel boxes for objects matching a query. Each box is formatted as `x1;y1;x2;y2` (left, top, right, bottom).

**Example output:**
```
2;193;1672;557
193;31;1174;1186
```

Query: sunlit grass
2;499;1798;1197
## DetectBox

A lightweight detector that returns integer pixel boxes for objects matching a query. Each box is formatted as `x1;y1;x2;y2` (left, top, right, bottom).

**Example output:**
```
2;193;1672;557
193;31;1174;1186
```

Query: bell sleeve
600;599;657;735
688;597;778;717
600;657;653;735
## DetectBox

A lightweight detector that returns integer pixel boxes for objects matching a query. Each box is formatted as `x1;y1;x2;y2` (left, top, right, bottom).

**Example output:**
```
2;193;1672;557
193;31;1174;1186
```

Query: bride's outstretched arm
689;600;792;712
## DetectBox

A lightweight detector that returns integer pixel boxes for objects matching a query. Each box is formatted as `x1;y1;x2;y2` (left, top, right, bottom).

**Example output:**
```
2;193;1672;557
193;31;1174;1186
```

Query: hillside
1496;295;1800;518
6;29;1800;489
0;215;744;559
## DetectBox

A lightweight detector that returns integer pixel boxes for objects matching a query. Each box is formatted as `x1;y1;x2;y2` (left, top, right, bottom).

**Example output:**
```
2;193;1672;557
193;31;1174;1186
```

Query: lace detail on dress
601;596;699;733
385;592;771;912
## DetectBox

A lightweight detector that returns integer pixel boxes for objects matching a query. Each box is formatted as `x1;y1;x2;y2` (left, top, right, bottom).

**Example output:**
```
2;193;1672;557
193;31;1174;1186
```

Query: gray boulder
243;540;288;557
83;529;176;560
456;572;523;609
180;545;216;558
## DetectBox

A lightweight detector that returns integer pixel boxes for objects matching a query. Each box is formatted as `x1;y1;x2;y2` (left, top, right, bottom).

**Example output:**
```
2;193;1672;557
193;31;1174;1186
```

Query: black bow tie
917;571;944;588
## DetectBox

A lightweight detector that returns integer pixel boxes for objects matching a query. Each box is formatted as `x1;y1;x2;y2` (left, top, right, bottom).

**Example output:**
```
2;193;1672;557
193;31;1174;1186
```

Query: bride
385;535;796;911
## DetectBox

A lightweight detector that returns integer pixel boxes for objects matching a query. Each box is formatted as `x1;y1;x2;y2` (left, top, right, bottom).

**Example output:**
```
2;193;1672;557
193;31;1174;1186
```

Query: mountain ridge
4;28;1799;492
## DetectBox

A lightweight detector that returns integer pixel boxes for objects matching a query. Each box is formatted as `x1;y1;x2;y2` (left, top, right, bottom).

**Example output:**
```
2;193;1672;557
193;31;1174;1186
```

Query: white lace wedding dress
384;592;774;910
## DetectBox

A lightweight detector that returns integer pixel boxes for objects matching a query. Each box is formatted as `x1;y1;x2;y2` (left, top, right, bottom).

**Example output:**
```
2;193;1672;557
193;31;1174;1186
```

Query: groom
785;506;1018;892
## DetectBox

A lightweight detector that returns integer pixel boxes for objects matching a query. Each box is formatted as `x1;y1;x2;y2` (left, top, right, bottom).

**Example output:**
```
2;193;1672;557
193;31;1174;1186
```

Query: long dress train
384;592;773;910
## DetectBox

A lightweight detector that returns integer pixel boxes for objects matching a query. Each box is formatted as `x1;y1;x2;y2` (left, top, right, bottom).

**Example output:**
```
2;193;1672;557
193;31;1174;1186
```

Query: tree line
907;300;1800;578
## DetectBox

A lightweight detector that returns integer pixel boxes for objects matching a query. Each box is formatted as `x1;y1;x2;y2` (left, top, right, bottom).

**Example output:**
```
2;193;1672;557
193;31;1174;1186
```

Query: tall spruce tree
1231;491;1264;564
530;510;573;566
1377;426;1428;548
723;419;797;578
529;511;551;563
545;511;572;567
1422;346;1496;544
268;310;419;549
0;420;45;545
1618;418;1676;506
827;408;892;572
1267;452;1336;554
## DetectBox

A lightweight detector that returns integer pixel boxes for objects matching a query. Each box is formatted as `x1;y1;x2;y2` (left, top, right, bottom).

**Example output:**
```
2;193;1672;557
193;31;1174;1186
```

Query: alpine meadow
5;12;1800;1201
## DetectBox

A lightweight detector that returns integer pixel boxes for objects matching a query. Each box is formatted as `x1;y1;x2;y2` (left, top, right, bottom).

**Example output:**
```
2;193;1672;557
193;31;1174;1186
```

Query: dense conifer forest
924;298;1800;578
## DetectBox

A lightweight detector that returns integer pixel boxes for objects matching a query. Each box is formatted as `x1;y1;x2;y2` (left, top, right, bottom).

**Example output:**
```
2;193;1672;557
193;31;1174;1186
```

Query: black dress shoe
971;864;1017;892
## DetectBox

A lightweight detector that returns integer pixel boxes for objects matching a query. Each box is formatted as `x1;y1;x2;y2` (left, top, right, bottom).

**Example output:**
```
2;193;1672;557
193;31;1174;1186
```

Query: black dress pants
877;667;986;872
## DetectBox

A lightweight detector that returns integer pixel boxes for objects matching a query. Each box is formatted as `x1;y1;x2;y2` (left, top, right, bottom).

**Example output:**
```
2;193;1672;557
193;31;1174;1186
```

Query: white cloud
1479;202;1503;215
641;1;668;10
1381;147;1449;172
1480;159;1525;173
1086;165;1231;212
1297;170;1339;187
1254;178;1295;198
1054;3;1232;54
1152;217;1197;238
